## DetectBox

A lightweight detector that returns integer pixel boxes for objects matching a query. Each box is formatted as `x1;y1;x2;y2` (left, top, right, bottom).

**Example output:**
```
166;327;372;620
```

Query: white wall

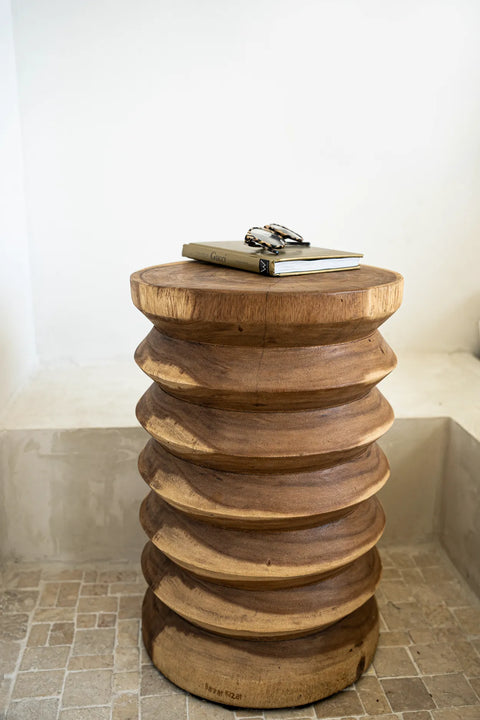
0;0;36;407
10;0;480;364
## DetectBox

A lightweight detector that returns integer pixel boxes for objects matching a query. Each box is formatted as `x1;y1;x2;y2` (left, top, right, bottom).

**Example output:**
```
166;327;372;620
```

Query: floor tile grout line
4;569;46;712
56;569;84;720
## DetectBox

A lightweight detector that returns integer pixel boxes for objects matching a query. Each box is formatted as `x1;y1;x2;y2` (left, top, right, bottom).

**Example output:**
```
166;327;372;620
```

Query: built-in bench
1;352;479;595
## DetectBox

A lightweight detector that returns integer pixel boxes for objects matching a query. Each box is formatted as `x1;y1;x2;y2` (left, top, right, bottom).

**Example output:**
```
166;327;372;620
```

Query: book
182;241;363;277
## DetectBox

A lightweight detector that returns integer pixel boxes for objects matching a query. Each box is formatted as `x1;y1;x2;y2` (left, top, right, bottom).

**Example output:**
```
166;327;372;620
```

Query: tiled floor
1;544;479;720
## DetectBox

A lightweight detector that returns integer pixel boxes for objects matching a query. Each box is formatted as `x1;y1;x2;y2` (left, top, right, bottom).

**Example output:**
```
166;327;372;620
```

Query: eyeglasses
244;223;310;255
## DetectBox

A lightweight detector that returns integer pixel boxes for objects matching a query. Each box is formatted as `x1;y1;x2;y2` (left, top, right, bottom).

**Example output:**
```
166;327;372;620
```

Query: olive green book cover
182;241;363;276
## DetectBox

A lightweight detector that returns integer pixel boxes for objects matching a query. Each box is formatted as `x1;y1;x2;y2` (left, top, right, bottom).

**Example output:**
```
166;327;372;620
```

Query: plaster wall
441;422;480;597
0;418;453;564
9;0;480;368
0;0;36;408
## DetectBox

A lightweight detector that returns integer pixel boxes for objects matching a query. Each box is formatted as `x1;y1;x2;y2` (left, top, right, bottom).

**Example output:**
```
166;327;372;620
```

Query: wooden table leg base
131;262;403;709
142;588;379;709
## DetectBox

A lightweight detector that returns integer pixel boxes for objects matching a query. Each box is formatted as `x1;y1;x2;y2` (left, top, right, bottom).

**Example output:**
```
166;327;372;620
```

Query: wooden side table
130;262;403;708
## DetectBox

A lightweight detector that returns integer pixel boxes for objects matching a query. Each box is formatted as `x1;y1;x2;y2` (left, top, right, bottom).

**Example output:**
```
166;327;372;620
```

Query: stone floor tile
432;708;480;720
381;580;413;603
0;613;29;641
113;693;139;720
12;670;65;699
49;621;75;645
453;607;480;635
380;677;435;712
262;707;316;719
42;568;83;581
62;669;113;706
38;583;59;607
0;677;12;716
409;629;442;645
381;602;428;631
421;566;456;584
355;675;392;714
421;604;457;629
114;671;141;693
56;582;80;607
77;595;118;613
98;612;116;627
119;595;143;619
313;689;362;717
72;627;115;655
34;607;75;623
98;570;138;583
0;590;38;613
110;582;144;595
83;570;98;583
412;549;442;568
60;708;111;720
377;631;410;647
6;697;59;719
381;567;402;580
410;644;463;675
0;640;21;675
379;549;394;567
0;547;478;720
374;646;418;678
141;693;187;720
435;580;477;608
80;583;109;596
140;665;183;696
189;694;238;718
449;640;480;677
27;623;50;646
468;675;480;698
412;584;448;607
68;653;114;670
76;613;97;628
117;619;140;646
400;569;425;585
115;647;140;672
20;645;70;671
9;570;42;589
389;550;416;569
423;673;477;707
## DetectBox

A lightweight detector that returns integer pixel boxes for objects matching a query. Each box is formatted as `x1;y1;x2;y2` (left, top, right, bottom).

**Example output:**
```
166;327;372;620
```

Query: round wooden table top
130;261;403;345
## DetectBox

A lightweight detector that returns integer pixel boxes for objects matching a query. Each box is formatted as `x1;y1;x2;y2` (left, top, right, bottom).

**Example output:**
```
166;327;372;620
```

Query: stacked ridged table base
130;262;403;708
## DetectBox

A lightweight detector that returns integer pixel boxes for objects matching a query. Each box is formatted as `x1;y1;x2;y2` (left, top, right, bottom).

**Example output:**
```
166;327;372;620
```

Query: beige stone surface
62;669;113;707
354;675;392;715
313;689;363;717
141;694;187;719
381;678;435;712
12;670;65;699
6;697;59;719
112;693;138;720
71;628;115;655
20;645;70;670
1;545;479;719
373;646;418;678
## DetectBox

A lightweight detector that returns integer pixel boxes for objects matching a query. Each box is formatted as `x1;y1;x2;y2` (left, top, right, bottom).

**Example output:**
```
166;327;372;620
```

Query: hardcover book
182;241;363;277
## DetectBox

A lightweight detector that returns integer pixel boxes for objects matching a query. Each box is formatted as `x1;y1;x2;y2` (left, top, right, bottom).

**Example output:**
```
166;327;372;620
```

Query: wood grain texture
136;384;394;472
142;589;379;708
130;262;403;346
130;260;402;707
135;328;397;410
140;492;385;588
142;541;381;639
139;440;389;529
